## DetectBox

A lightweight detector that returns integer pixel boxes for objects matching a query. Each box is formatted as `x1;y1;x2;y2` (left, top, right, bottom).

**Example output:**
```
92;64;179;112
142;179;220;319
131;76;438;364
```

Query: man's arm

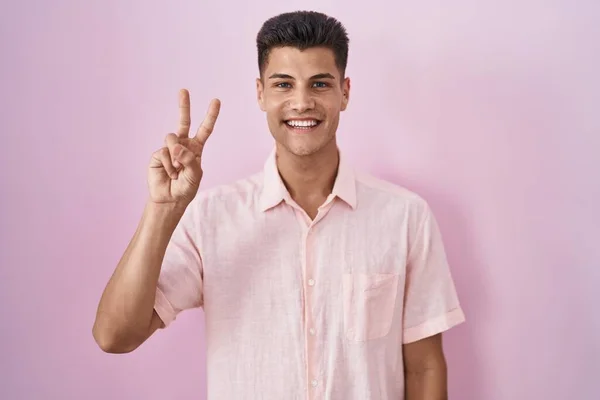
92;89;220;354
92;202;182;354
404;333;448;400
402;202;465;398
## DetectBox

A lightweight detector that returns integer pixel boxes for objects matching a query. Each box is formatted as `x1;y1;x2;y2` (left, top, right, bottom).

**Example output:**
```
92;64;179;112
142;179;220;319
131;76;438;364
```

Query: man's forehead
265;47;338;76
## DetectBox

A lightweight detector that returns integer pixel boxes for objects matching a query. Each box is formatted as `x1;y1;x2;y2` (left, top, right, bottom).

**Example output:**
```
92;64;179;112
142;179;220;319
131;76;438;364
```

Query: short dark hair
256;11;349;78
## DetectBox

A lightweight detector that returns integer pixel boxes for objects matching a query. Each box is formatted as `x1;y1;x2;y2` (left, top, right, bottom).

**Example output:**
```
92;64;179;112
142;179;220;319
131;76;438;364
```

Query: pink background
1;1;599;399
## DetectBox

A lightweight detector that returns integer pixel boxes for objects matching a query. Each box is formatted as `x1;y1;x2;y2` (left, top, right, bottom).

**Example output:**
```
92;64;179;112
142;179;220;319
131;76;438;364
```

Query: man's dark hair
256;11;349;78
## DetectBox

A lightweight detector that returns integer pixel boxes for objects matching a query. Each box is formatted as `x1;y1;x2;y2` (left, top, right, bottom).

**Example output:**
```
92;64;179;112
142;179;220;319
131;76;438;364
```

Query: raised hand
148;89;221;207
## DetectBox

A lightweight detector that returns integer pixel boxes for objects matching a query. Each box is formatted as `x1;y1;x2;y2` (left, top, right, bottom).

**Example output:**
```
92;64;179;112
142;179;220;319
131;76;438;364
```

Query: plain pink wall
1;1;598;399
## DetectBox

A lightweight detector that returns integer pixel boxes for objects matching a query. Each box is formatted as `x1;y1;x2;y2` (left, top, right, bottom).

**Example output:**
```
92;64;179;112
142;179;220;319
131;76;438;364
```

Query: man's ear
257;77;266;111
341;77;351;111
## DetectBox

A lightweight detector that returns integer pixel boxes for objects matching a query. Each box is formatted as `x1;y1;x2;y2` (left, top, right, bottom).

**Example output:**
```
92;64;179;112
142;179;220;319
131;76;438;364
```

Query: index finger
194;98;221;144
177;89;192;138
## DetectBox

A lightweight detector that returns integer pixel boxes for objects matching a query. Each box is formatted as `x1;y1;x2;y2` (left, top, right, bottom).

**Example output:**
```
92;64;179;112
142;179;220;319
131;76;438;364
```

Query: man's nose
289;88;315;113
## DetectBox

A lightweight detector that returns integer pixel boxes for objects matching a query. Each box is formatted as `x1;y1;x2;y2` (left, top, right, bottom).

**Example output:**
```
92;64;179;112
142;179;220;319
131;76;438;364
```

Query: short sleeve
402;203;465;344
154;203;204;328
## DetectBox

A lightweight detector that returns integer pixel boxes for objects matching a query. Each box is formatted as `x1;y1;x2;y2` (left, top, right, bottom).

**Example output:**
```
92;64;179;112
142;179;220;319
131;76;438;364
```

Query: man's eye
276;82;291;88
313;82;328;88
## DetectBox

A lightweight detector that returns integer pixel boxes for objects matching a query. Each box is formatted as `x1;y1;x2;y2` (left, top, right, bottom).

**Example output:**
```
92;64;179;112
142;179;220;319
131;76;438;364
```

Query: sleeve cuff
154;288;177;328
403;307;466;344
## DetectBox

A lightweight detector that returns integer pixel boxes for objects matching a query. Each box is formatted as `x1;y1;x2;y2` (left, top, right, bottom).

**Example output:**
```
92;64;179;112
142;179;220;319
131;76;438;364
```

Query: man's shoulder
187;171;264;210
354;170;429;210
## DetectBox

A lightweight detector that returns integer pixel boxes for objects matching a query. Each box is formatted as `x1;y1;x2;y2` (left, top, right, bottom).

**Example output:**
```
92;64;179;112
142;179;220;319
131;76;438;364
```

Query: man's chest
199;205;409;328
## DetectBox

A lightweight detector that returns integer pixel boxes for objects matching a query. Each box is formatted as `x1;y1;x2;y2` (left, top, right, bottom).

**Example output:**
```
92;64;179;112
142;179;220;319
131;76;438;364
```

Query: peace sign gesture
148;89;221;207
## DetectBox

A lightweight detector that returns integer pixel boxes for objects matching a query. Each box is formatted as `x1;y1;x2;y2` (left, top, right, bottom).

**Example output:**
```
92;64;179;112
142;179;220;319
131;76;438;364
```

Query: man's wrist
143;200;188;230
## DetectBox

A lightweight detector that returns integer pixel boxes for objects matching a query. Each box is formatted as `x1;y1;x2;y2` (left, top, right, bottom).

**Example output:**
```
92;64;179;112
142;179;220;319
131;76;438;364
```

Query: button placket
298;205;334;399
304;226;322;398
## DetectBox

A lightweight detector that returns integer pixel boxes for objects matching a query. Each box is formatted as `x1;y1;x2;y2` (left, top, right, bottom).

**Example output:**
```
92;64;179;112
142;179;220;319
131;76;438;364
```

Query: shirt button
308;279;315;286
311;380;318;387
309;328;316;335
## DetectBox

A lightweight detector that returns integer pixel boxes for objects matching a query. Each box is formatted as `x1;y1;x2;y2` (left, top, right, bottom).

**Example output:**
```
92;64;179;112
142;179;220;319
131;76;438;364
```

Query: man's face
257;46;350;157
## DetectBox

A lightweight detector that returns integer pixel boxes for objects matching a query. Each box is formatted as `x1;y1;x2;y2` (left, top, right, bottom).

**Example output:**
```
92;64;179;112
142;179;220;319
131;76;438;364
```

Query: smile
285;119;321;130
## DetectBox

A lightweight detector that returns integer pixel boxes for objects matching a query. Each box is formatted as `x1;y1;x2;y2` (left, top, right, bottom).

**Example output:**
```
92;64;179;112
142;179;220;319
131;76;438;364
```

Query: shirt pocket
342;273;400;342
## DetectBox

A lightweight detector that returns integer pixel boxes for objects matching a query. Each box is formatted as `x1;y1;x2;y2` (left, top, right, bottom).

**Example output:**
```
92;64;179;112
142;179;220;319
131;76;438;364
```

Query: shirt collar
259;147;357;212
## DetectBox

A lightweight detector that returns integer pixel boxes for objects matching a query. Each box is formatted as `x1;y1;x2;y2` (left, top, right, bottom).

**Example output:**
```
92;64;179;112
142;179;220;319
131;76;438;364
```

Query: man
93;10;465;400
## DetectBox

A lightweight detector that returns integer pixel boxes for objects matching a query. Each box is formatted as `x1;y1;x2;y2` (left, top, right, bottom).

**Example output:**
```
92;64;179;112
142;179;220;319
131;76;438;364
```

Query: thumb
173;144;201;173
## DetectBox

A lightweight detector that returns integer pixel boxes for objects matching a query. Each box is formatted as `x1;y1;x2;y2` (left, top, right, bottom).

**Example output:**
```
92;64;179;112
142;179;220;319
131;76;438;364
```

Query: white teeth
287;120;318;128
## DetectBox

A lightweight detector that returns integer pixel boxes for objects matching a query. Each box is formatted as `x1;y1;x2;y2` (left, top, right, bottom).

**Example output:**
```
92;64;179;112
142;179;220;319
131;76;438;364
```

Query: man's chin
277;137;335;158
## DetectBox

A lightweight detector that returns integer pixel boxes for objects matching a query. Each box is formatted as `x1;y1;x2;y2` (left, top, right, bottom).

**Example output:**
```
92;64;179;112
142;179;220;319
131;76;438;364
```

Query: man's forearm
92;201;185;350
405;367;448;400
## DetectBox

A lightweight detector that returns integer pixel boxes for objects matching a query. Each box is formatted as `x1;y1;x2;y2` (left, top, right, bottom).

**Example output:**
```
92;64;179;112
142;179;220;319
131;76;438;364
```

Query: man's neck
275;143;339;218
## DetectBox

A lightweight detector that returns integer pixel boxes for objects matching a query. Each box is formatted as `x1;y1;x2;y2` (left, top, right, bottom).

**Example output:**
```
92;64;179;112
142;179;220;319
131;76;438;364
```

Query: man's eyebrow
268;73;294;79
268;73;336;80
310;73;336;80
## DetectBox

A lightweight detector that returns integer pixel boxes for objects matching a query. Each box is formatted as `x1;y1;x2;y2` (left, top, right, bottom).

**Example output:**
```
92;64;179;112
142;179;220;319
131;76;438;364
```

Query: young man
93;10;465;400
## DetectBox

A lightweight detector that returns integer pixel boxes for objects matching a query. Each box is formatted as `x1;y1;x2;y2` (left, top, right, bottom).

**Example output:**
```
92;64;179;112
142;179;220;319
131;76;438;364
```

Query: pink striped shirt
154;149;465;399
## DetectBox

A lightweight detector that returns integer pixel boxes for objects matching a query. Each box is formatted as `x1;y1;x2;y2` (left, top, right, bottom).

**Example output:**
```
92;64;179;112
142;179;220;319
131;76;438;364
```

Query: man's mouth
284;119;322;131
